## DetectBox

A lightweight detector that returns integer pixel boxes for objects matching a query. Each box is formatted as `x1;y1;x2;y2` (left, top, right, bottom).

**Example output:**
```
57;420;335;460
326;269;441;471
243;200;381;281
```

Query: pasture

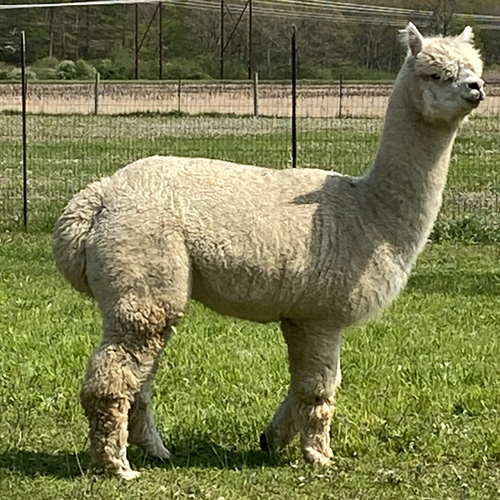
1;111;500;498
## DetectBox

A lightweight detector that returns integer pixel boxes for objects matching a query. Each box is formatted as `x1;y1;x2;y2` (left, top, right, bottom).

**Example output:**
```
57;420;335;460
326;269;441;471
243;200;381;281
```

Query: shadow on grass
130;433;285;470
0;437;284;478
407;271;500;296
0;449;91;479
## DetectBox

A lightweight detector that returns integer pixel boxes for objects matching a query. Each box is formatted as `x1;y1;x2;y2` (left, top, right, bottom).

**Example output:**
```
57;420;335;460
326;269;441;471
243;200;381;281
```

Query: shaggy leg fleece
80;325;171;479
128;374;171;460
263;319;342;465
261;391;298;452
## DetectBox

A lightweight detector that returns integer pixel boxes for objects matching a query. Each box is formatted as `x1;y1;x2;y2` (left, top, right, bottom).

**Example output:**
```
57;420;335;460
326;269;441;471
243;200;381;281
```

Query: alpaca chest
306;243;412;326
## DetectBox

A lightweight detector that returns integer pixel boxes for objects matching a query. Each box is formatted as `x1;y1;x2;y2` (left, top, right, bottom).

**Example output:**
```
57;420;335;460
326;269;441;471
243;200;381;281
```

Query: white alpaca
53;24;484;479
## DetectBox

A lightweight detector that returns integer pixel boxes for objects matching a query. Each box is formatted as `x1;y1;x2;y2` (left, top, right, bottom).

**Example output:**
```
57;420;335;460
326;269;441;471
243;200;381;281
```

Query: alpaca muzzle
461;77;485;105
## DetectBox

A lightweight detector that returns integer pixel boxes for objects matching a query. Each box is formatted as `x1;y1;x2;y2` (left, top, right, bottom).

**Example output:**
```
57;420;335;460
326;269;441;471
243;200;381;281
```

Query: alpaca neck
362;71;461;253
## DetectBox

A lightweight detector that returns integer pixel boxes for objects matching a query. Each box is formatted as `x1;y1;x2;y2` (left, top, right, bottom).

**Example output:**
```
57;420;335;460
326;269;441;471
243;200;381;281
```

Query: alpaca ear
402;22;424;57
456;26;474;44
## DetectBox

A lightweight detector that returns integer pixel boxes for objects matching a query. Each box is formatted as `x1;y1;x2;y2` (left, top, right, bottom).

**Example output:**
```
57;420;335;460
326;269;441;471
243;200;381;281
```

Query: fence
2;78;500;238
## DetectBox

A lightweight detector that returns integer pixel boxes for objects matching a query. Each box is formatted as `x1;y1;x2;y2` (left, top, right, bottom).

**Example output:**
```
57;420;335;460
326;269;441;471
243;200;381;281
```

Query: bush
33;67;58;80
31;57;59;80
32;56;59;69
0;65;36;80
94;47;134;79
164;58;212;80
55;60;76;79
94;58;114;79
75;59;96;79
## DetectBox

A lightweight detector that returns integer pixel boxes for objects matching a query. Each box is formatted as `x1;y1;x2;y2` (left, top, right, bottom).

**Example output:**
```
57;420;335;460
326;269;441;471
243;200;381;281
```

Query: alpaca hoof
303;447;332;466
116;468;142;480
260;432;270;454
147;442;172;461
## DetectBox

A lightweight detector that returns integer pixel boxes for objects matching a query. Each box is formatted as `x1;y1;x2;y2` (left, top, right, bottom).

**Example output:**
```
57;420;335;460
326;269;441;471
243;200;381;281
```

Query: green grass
2;113;500;235
1;233;500;499
1;111;500;497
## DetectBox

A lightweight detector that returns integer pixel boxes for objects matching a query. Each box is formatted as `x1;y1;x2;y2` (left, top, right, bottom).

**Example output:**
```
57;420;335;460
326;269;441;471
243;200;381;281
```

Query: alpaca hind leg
81;313;175;479
128;356;171;459
283;318;342;465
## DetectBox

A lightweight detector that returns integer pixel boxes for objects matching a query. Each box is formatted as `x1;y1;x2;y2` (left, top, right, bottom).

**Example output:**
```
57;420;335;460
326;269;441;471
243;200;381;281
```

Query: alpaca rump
53;23;484;479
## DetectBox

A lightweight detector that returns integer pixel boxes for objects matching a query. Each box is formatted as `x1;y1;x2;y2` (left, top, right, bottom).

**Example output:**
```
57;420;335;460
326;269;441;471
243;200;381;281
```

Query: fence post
338;74;343;118
253;71;259;117
291;26;297;168
21;30;28;228
177;78;181;113
94;72;100;115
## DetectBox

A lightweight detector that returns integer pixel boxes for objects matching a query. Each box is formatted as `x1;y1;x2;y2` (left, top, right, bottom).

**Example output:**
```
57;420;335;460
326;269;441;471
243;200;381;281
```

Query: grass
1;111;500;497
1;113;500;234
1;233;500;499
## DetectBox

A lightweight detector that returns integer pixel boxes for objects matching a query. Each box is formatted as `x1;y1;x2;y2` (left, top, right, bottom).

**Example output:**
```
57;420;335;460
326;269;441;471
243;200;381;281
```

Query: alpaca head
399;23;484;124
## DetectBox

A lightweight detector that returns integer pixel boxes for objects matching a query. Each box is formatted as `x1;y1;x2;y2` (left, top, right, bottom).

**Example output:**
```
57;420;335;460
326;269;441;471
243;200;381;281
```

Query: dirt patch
2;82;499;117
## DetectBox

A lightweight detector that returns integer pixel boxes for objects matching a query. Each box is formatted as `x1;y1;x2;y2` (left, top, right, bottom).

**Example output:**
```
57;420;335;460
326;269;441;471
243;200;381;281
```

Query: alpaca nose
466;77;485;101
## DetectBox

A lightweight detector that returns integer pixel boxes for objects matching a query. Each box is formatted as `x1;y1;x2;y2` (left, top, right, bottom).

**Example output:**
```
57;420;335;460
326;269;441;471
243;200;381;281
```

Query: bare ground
1;82;499;117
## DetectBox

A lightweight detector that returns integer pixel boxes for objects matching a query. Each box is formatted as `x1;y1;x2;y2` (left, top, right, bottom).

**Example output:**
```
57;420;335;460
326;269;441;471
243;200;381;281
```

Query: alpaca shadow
136;432;285;470
0;449;92;479
0;439;280;478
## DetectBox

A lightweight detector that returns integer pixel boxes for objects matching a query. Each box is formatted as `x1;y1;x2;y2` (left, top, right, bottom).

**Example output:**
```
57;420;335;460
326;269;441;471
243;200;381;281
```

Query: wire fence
2;78;500;239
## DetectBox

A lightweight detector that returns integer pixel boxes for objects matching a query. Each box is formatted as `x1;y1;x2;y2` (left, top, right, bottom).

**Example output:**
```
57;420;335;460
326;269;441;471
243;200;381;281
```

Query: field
1;81;500;117
1;108;500;499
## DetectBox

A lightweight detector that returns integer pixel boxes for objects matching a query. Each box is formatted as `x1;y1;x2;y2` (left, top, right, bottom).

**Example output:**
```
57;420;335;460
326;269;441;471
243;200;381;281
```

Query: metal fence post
21;31;28;228
253;71;259;117
291;26;297;168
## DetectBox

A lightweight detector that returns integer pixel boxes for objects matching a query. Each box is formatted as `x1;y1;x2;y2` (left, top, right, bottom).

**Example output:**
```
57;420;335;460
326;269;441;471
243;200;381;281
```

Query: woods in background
1;0;499;80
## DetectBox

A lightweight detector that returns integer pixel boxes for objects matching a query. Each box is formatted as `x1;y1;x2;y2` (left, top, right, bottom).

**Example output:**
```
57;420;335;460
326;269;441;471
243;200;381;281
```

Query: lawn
1;234;500;499
1;112;500;498
1;113;500;233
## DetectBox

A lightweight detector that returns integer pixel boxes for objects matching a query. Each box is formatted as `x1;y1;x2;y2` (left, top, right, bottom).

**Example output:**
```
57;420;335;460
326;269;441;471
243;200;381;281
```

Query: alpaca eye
430;73;441;80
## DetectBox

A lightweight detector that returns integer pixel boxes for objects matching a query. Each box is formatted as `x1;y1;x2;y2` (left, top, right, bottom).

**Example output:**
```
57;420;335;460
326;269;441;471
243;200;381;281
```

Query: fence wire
1;80;500;239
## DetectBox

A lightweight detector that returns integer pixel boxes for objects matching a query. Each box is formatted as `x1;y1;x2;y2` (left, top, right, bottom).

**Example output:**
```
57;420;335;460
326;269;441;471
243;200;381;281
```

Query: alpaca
53;23;484;479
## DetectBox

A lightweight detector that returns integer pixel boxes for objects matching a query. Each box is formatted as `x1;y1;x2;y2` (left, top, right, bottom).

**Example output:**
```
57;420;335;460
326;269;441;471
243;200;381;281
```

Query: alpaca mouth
462;96;481;107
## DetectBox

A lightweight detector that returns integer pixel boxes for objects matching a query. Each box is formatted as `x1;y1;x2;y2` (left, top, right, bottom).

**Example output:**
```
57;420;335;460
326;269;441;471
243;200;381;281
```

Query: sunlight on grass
1;233;499;498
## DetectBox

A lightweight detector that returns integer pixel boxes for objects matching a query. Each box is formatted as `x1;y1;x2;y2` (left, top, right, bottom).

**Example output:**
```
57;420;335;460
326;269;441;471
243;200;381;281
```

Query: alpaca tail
52;177;111;297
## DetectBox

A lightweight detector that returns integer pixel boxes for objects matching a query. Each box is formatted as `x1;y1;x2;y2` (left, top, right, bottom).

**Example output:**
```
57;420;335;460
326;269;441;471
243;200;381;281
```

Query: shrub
55;60;77;79
0;66;36;80
32;56;59;69
94;48;134;79
75;59;97;79
94;58;114;79
33;67;58;80
164;58;212;80
31;57;59;79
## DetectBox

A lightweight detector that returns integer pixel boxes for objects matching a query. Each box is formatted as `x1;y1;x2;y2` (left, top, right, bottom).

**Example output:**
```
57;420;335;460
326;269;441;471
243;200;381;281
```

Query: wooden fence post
253;71;259;117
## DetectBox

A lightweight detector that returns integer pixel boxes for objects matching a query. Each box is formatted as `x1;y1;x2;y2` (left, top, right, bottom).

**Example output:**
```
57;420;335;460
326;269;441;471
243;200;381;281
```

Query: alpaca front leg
261;390;298;453
282;318;342;465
